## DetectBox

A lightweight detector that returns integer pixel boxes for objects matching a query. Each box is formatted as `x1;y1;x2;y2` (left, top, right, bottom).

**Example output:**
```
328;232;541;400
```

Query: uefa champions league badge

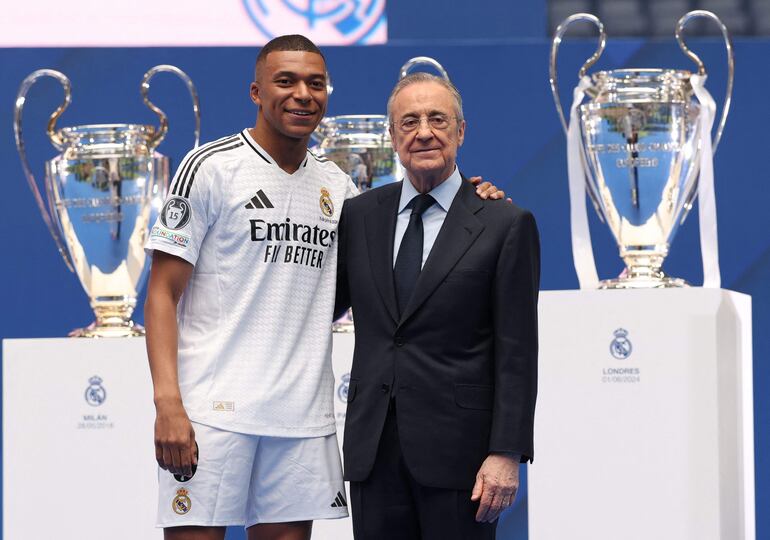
337;373;350;403
84;376;107;406
160;197;192;230
242;0;387;45
173;488;192;515
610;328;633;360
320;187;335;218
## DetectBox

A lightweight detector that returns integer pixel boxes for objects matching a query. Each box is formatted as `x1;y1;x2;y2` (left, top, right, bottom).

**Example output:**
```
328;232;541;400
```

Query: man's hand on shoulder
154;397;197;477
471;452;521;522
469;176;513;203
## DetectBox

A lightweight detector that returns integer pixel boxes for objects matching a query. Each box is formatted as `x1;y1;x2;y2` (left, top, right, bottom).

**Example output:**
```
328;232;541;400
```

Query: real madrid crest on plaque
84;375;107;406
173;488;192;515
320;187;334;218
337;373;350;403
610;328;633;360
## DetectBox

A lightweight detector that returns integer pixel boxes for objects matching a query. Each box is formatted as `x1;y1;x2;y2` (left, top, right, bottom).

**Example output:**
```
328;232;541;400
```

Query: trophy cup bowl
311;56;451;194
47;124;167;336
580;69;702;287
312;115;396;192
550;11;734;288
15;65;200;336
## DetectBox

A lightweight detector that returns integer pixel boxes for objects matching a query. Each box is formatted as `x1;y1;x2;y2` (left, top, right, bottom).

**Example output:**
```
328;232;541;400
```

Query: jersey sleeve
344;175;361;200
144;148;218;266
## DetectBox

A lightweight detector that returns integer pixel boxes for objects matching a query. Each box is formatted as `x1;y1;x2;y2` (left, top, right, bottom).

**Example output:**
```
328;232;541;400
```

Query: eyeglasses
393;114;457;133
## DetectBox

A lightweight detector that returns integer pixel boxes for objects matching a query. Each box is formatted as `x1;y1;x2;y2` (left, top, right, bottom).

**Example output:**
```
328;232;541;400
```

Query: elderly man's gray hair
386;72;464;124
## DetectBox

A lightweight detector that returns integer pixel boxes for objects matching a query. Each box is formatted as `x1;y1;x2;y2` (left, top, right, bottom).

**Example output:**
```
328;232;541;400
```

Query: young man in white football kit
145;35;503;540
145;35;351;540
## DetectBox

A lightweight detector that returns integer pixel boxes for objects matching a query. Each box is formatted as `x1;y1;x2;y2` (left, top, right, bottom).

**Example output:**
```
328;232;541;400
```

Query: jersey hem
157;510;349;529
245;510;349;528
189;415;337;438
145;243;197;266
157;519;246;528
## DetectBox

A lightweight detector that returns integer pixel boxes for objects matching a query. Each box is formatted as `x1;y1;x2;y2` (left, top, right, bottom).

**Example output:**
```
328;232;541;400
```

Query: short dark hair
255;34;325;79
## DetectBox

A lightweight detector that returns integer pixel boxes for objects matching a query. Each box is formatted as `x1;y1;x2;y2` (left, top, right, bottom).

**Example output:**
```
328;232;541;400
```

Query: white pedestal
3;338;160;540
528;289;755;540
315;333;355;540
2;335;356;540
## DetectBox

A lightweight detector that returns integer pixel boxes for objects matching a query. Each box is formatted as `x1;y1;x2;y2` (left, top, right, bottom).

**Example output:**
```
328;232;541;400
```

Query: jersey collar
240;129;309;170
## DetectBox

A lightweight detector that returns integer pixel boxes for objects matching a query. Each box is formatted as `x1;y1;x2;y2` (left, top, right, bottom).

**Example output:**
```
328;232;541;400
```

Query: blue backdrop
0;4;767;540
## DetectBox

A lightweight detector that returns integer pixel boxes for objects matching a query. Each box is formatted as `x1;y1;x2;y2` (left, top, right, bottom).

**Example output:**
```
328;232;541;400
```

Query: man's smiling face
251;50;328;141
389;81;465;183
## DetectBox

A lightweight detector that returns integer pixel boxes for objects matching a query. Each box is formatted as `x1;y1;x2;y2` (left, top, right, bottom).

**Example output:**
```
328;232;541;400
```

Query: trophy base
599;273;689;289
69;320;145;338
607;251;689;289
332;321;355;333
332;309;355;333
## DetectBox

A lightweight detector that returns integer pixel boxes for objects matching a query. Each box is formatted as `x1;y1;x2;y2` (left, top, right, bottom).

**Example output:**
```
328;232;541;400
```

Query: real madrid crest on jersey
173;488;192;515
320;187;334;218
160;196;192;230
610;328;633;359
84;375;107;406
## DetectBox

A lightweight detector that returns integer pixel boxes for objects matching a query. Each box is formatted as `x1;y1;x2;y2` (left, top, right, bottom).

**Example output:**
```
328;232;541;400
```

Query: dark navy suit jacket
335;177;540;490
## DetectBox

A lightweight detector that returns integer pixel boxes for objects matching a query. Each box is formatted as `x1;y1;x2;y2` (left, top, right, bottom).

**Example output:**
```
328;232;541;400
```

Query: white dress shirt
393;167;462;269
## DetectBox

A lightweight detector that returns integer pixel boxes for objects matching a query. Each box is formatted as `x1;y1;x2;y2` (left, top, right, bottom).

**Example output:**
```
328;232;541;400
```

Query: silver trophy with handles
312;56;451;193
318;57;451;332
14;65;200;337
550;11;733;288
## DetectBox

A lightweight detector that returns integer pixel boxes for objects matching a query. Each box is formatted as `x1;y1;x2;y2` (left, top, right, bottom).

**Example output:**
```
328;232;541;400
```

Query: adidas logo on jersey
245;190;274;209
330;491;347;508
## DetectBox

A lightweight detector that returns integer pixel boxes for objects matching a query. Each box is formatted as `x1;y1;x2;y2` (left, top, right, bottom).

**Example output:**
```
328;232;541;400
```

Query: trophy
313;115;395;192
312;56;450;193
550;11;733;288
315;57;450;331
14;65;200;337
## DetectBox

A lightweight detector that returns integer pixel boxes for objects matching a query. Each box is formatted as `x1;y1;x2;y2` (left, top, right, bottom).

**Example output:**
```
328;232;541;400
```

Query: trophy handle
549;13;607;135
141;65;201;150
326;70;334;96
676;10;734;153
399;57;450;80
13;69;75;272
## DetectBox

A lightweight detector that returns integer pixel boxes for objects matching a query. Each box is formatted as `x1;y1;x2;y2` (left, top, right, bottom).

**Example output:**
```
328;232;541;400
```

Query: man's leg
247;521;312;540
244;434;346;535
409;483;496;540
165;526;226;540
157;424;258;532
350;401;421;540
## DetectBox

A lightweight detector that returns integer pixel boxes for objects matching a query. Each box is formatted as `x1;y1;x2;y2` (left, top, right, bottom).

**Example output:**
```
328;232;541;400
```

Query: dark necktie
394;193;435;315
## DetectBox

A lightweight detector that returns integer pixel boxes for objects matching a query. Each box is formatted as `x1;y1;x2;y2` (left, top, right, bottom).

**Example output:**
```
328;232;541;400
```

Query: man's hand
471;453;520;522
145;251;195;477
154;397;197;477
469;176;512;202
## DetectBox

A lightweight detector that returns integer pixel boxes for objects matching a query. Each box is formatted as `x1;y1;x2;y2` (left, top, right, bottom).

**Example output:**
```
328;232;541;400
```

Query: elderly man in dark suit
334;72;539;540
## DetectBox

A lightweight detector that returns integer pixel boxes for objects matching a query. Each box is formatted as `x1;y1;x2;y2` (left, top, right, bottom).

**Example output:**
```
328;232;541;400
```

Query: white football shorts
157;421;348;528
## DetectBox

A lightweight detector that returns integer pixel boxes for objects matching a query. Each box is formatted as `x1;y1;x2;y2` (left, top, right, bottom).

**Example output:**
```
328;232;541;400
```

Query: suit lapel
364;184;402;324
398;179;485;326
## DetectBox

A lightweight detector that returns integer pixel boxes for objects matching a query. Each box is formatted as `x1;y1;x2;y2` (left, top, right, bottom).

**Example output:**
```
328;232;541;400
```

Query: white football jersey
145;129;358;437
